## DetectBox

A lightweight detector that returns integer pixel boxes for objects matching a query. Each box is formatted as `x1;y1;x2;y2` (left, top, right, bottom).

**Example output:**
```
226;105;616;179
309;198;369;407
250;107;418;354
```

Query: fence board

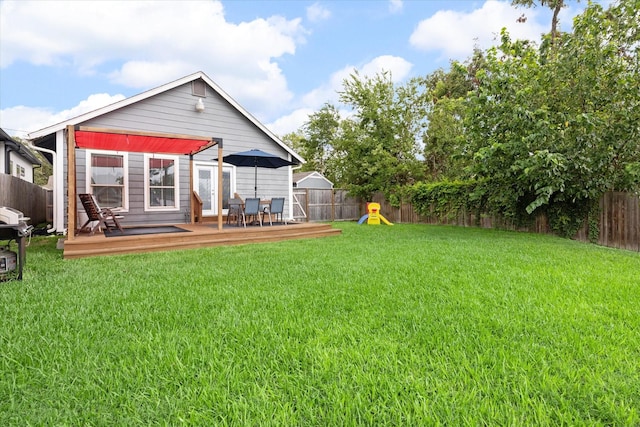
600;192;639;251
0;174;49;225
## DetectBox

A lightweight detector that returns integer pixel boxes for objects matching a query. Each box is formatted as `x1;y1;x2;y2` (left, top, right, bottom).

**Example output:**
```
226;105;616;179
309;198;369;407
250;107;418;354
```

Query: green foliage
293;73;428;203
465;0;640;237
332;71;427;202
588;200;601;244
422;54;485;181
299;104;342;180
289;1;638;240
410;180;479;220
32;150;52;187
13;136;52;186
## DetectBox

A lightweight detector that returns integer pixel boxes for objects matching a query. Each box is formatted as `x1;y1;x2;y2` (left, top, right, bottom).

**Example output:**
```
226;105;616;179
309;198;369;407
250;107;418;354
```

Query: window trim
85;149;129;211
144;153;180;212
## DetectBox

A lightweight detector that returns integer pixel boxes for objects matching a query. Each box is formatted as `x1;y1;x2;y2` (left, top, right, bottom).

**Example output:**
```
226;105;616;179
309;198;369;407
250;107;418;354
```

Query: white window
86;150;128;209
145;154;180;211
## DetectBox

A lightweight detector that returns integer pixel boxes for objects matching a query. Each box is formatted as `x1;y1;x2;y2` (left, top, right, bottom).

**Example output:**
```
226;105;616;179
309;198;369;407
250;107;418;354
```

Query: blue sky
0;0;601;139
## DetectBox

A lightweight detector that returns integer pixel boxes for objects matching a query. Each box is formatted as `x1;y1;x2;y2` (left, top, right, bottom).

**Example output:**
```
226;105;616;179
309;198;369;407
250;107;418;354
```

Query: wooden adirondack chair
78;193;124;235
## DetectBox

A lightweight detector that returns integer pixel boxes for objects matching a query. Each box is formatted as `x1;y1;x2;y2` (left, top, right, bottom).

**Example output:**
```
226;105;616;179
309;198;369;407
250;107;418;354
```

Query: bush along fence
408;181;639;252
295;185;639;252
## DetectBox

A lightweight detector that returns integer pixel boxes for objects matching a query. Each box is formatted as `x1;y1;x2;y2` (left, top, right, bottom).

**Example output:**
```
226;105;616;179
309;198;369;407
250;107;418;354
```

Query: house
293;171;333;189
28;71;304;237
1;127;41;183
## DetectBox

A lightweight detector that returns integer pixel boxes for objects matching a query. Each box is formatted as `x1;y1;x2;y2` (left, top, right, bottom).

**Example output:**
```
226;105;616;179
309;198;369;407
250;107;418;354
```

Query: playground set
358;202;393;225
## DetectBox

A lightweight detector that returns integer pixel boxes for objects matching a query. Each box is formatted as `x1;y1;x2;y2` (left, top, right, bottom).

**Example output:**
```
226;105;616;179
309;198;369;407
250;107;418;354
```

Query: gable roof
293;171;333;185
27;71;303;163
0;127;41;166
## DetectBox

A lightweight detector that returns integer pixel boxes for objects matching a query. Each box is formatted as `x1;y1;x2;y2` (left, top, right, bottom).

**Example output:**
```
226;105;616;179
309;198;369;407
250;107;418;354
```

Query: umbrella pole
254;164;258;198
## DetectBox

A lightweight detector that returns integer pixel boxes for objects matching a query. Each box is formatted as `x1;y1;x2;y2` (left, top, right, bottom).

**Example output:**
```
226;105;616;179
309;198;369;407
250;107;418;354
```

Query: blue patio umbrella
216;149;297;197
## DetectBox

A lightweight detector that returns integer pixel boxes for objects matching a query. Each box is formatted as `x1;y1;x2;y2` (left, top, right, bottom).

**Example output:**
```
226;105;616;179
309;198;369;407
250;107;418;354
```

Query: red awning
74;130;213;155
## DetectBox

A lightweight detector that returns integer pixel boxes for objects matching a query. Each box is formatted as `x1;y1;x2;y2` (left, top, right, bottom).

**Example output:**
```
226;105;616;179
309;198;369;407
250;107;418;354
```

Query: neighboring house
28;71;304;235
293;171;333;190
0;127;41;183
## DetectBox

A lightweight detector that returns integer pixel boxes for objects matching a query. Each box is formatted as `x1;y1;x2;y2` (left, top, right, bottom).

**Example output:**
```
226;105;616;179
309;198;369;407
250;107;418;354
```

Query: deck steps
62;223;341;259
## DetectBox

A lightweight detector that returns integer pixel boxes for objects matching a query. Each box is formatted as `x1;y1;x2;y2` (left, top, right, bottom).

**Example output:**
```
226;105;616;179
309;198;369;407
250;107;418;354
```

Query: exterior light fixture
195;98;205;112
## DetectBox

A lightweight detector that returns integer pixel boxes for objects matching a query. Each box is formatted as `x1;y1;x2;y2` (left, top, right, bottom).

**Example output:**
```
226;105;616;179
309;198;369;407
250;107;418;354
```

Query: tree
512;0;569;47
299;104;342;180
422;52;485;180
334;71;428;202
466;0;640;236
13;137;53;187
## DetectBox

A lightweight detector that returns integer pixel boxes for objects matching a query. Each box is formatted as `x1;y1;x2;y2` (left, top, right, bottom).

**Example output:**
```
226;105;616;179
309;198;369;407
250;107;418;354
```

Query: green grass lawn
1;223;639;425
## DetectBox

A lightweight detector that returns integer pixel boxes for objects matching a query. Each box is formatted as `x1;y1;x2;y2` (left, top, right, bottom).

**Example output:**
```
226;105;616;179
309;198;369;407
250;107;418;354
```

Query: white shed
293;171;333;190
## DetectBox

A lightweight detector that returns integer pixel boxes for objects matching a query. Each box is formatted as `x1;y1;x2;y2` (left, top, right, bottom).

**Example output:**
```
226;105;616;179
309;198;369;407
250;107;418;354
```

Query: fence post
331;190;335;221
305;188;310;222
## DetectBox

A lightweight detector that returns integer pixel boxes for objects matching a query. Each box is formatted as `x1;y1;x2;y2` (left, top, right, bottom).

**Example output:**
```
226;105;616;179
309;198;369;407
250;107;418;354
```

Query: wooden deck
62;222;341;259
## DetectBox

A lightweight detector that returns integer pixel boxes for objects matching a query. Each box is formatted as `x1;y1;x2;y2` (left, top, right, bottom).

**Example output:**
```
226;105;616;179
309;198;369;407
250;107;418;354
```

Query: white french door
194;163;234;215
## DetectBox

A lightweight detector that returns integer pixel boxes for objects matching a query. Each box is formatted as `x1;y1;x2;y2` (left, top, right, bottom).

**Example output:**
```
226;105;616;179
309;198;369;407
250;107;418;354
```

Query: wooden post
217;140;224;231
305;188;310;222
189;155;194;224
67;125;77;240
331;189;335;221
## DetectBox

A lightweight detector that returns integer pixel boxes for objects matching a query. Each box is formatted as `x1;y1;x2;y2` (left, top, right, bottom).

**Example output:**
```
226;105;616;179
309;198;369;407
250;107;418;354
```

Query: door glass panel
222;170;231;209
198;169;212;210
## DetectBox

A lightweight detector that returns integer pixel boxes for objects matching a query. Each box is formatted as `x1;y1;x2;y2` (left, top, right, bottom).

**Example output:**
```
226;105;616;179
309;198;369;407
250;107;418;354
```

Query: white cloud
307;3;331;22
302;55;412;109
267;108;316;137
267;55;413;136
0;94;126;138
360;55;413;81
389;0;403;14
409;0;547;61
0;0;307;118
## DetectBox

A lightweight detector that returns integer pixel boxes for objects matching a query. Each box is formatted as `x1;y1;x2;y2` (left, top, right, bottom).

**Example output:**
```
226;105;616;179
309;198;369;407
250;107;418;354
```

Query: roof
293;171;333;185
27;71;304;163
0;127;41;166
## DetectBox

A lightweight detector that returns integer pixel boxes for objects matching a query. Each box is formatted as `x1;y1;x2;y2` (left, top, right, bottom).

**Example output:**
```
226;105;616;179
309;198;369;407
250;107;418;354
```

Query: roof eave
25;71;305;164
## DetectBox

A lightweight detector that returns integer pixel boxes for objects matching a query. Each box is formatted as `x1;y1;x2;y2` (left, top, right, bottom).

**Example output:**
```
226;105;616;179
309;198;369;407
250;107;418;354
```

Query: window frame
85;149;129;211
192;80;207;97
144;153;180;212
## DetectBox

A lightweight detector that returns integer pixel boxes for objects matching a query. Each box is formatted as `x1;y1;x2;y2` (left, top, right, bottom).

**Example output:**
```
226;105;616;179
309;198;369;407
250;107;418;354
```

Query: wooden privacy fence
598;192;640;251
297;188;639;251
293;189;360;221
369;191;639;252
0;174;49;225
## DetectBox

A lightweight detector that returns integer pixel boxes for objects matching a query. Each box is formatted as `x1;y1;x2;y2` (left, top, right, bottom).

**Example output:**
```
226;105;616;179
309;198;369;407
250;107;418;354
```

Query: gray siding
69;81;293;226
